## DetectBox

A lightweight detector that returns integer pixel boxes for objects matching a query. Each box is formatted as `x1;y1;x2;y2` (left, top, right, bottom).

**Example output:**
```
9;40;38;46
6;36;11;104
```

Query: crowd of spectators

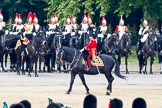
3;95;147;108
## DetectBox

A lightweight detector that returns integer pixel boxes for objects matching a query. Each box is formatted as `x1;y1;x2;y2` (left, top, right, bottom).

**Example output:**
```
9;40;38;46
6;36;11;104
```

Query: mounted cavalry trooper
69;14;80;49
115;15;128;40
87;13;95;33
138;19;151;54
78;12;89;35
11;13;24;35
62;15;72;46
10;13;19;34
78;12;90;48
46;12;59;36
71;14;78;33
32;13;41;36
0;10;7;35
18;12;34;56
23;12;34;42
97;16;109;52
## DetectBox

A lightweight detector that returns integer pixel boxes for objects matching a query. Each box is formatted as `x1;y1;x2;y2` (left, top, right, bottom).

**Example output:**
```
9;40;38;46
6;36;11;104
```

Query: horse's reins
67;50;77;71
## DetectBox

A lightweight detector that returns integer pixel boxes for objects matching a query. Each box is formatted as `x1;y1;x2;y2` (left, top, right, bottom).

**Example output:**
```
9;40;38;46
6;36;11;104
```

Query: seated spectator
108;98;123;108
20;100;31;108
10;103;25;108
132;97;147;108
83;94;97;108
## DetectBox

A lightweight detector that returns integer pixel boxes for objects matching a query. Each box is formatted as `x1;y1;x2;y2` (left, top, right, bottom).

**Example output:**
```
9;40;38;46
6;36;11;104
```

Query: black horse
0;33;21;72
57;46;126;95
157;34;162;74
16;32;48;76
102;33;118;55
115;32;132;74
136;32;157;74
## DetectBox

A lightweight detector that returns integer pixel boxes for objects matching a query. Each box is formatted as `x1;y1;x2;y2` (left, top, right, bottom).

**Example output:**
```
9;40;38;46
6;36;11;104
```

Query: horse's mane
61;46;79;62
62;46;76;55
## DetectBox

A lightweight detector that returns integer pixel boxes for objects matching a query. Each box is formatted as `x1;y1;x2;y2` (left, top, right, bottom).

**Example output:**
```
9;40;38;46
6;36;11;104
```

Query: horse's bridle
58;48;80;70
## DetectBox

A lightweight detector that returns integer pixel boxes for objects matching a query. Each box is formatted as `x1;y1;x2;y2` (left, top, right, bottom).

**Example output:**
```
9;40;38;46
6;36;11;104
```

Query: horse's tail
114;57;126;80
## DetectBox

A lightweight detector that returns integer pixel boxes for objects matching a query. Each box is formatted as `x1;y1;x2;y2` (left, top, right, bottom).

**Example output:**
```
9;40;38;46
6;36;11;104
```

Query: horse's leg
38;56;42;73
16;55;21;75
125;55;129;74
28;59;32;77
66;73;77;94
5;53;8;67
78;73;90;95
160;63;162;74
105;67;114;95
1;54;7;72
150;56;154;74
144;56;147;74
105;72;114;95
35;58;39;77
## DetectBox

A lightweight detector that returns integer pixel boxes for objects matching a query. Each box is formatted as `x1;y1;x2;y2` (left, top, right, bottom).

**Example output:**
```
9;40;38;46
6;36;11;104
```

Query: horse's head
123;32;131;42
40;40;49;55
57;46;78;63
112;32;119;41
147;32;156;47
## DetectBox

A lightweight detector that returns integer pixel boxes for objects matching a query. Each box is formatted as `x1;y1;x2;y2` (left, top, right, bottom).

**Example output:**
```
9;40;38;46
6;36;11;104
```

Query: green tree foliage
0;0;47;25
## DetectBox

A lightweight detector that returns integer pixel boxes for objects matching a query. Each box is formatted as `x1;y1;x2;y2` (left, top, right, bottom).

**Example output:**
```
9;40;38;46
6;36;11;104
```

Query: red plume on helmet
14;13;19;23
0;10;3;20
71;14;76;23
18;13;22;23
32;13;38;23
87;13;92;24
51;12;55;18
27;12;33;22
83;12;87;21
101;16;107;25
50;12;56;24
66;14;71;24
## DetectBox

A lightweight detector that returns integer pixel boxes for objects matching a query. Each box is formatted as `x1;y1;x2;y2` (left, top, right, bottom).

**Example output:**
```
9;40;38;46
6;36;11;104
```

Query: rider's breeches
141;34;149;42
87;54;92;69
119;31;125;40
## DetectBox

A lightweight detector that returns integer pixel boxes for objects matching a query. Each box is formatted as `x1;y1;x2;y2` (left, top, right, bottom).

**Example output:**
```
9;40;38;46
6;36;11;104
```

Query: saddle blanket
15;37;29;49
82;56;104;66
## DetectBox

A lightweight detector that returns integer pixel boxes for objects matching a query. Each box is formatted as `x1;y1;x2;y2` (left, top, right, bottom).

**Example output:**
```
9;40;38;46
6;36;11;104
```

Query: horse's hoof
35;74;39;77
65;91;70;95
106;92;110;95
126;72;129;74
3;69;8;72
160;72;162;74
28;74;31;77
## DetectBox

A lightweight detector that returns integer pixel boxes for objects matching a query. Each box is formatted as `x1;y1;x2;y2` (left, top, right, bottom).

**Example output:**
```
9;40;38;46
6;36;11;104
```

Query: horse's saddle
82;56;104;66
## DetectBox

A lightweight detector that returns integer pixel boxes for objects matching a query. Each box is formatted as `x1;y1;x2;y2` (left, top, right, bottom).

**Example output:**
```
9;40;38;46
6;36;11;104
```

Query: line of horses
0;28;161;75
1;27;162;95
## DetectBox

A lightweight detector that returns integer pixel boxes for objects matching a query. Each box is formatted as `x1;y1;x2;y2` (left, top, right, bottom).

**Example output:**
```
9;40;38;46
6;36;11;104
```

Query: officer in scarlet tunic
80;32;97;71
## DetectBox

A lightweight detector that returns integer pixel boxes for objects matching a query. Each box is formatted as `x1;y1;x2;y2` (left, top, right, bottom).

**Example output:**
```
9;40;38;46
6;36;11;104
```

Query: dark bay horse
16;32;48;76
57;46;126;95
157;34;162;74
115;32;132;74
0;33;20;72
102;33;118;55
137;32;157;74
